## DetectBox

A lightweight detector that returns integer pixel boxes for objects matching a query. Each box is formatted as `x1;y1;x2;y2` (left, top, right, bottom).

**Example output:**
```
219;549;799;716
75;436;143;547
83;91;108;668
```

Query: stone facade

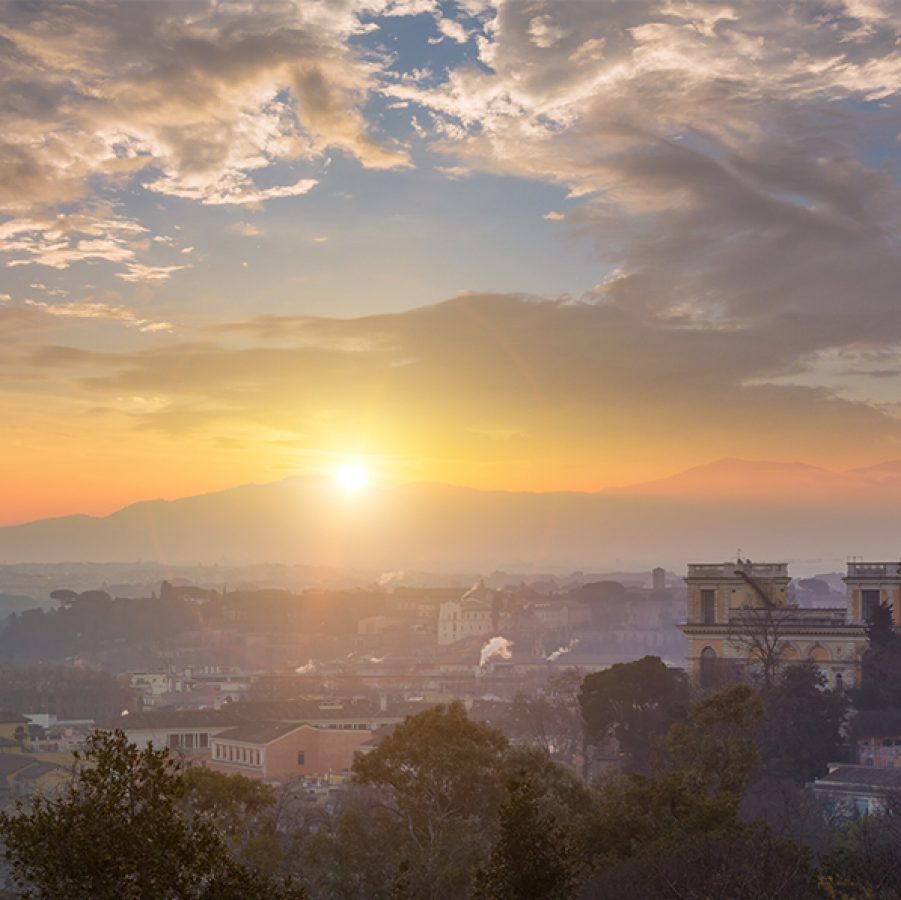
680;559;869;689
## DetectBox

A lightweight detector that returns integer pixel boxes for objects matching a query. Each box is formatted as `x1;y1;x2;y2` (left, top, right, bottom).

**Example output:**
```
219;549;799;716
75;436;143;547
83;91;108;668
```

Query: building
844;562;901;626
208;722;372;782
437;582;497;645
849;710;901;769
680;559;867;688
0;754;68;804
109;710;238;759
0;713;30;744
812;763;901;818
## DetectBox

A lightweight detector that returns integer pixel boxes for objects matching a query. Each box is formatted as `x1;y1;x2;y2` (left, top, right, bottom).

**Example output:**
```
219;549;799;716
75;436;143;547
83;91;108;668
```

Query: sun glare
335;462;369;493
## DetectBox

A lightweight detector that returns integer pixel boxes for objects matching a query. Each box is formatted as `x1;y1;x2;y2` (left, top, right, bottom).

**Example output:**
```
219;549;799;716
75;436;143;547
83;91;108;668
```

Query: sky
3;0;901;526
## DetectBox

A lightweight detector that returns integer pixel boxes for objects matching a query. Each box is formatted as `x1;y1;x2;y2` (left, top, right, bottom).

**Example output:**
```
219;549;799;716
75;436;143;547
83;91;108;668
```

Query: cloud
0;211;149;271
229;222;263;237
0;1;409;218
16;294;897;488
116;263;189;283
25;299;172;333
384;0;901;402
436;17;470;44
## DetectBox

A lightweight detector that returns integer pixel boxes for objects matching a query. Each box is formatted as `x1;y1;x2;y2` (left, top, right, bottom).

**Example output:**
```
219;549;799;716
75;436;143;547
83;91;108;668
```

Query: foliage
473;756;580;900
182;766;283;874
0;730;305;900
293;789;407;900
819;802;901;899
578;655;688;772
581;824;820;900
665;682;764;796
352;701;509;899
758;661;848;783
857;602;901;709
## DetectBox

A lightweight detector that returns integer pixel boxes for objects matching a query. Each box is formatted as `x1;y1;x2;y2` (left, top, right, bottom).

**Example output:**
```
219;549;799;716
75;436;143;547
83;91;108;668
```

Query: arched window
700;646;718;689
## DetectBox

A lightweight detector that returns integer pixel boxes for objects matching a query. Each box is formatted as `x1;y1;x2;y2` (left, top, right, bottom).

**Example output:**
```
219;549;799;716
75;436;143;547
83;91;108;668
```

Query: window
297;751;305;766
862;590;881;622
184;733;194;750
699;646;718;689
700;589;716;625
199;733;209;749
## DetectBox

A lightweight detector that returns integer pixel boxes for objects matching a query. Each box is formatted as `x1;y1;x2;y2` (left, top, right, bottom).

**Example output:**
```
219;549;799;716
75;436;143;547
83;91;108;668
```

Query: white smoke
379;570;406;587
480;636;514;667
546;638;580;662
367;656;385;664
295;660;316;674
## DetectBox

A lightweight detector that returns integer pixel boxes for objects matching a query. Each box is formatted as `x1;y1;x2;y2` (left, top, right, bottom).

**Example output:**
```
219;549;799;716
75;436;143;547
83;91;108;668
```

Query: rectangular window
862;589;881;622
701;590;716;625
199;733;209;749
297;751;305;766
184;733;194;750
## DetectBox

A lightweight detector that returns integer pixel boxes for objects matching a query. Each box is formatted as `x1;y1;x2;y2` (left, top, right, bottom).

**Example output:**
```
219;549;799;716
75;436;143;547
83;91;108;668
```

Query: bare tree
726;600;797;690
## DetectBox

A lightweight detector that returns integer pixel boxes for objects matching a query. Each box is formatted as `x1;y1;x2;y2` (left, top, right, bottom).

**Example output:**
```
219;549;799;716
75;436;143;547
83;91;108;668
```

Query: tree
473;759;579;900
0;730;305;900
857;602;901;709
581;824;819;900
665;682;764;796
578;656;688;773
726;603;797;690
182;767;283;874
757;661;848;783
352;702;509;900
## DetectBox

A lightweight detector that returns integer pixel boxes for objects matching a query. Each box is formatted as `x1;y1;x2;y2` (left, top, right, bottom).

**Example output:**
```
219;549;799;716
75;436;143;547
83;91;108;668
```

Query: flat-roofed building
681;559;867;689
844;561;901;625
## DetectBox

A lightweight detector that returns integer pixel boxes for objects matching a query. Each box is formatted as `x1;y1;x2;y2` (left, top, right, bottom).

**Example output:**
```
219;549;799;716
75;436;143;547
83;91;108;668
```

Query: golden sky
3;1;901;525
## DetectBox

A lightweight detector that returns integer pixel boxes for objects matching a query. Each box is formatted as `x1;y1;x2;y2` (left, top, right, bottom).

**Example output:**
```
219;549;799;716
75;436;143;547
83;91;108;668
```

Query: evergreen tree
473;763;578;900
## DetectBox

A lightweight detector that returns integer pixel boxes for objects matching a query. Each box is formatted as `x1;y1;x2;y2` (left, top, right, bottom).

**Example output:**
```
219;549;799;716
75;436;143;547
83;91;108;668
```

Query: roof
99;709;238;730
0;754;38;778
817;765;901;790
214;722;309;745
0;712;29;725
359;723;397;749
14;760;65;782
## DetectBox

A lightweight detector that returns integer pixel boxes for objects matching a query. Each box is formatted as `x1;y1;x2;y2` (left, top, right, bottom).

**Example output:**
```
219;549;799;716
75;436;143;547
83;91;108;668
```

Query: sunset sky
3;0;901;526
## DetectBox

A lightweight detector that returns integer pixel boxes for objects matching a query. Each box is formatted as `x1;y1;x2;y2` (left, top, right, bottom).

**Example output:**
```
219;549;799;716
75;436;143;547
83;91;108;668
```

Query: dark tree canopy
579;655;688;772
857;602;901;709
757;661;847;783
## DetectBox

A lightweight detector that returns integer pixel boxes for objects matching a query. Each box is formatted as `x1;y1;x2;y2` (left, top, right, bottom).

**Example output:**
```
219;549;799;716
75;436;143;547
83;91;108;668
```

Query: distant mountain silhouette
4;461;901;570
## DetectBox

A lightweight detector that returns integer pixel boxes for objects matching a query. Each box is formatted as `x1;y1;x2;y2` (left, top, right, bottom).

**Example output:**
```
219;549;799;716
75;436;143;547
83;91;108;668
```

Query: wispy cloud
25;299;172;333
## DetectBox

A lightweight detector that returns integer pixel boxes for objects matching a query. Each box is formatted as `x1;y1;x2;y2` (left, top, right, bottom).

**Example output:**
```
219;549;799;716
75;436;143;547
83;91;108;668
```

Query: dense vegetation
3;652;901;899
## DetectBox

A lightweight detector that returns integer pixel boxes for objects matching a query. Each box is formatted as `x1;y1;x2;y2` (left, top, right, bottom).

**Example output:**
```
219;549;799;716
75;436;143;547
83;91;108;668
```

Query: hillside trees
0;730;305;900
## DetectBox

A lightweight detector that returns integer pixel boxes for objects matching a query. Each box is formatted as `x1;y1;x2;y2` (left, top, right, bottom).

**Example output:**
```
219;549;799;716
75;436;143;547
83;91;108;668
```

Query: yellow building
681;559;868;689
0;712;29;744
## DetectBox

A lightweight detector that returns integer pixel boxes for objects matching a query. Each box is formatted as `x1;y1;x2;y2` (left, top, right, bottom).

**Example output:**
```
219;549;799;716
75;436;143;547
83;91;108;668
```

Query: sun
335;461;369;493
